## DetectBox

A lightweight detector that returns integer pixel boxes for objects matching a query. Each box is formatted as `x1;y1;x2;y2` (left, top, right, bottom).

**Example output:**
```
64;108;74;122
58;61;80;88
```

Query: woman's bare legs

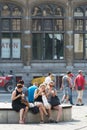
53;105;62;122
35;102;48;122
19;108;25;124
23;106;29;123
39;106;44;121
46;105;53;120
35;102;48;115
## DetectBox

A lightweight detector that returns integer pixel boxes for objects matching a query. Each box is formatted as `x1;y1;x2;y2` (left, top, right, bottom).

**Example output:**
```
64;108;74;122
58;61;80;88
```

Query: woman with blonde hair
46;81;62;123
34;83;52;123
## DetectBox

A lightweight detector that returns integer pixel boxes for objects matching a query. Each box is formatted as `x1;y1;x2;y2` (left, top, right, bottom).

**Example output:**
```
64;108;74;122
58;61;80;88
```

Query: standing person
69;73;74;105
61;71;73;104
11;83;29;124
44;72;53;85
74;70;86;106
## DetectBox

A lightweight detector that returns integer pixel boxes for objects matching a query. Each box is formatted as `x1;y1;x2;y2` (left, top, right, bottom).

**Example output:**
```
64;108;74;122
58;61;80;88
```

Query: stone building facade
0;0;87;87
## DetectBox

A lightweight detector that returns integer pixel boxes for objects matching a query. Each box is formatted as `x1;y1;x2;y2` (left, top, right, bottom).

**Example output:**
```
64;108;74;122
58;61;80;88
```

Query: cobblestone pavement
0;89;87;130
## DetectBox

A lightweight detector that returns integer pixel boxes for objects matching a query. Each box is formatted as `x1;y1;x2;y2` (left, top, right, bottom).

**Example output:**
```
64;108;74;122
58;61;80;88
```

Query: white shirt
44;76;52;84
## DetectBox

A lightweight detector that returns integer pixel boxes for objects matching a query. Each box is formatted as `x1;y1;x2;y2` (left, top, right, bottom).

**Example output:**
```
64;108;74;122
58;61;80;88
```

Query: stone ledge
0;103;72;124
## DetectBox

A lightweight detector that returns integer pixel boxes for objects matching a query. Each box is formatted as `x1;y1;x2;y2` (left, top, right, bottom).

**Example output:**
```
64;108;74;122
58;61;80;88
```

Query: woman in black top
34;83;49;123
11;83;29;124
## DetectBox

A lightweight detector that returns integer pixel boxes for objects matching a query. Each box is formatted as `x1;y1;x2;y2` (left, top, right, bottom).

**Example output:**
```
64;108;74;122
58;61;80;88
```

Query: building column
22;0;31;66
65;0;73;70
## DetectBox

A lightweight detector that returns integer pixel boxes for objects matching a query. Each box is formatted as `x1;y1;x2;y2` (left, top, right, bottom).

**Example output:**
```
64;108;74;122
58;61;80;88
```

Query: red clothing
75;74;85;90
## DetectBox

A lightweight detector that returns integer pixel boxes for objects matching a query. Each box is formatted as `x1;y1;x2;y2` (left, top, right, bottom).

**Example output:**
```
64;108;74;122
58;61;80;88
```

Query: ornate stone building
0;0;87;86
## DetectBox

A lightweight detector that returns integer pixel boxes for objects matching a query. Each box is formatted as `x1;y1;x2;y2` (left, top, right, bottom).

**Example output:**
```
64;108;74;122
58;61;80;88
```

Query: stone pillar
65;0;73;70
22;0;31;66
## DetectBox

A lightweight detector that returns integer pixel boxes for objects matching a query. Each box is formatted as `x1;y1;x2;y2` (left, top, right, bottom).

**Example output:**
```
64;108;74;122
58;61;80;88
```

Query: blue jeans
69;88;73;104
63;87;73;104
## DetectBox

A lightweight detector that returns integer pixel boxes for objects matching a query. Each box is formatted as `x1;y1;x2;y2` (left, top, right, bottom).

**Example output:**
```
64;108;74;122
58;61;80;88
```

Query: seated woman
11;83;29;124
46;81;62;123
34;83;52;123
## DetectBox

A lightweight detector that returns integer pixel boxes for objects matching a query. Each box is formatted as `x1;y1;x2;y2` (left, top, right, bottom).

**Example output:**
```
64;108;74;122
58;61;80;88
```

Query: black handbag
21;99;29;107
78;86;82;90
50;96;60;106
29;106;39;114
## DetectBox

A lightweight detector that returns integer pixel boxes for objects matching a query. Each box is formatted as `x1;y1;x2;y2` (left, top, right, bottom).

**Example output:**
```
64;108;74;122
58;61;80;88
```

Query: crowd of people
11;70;87;124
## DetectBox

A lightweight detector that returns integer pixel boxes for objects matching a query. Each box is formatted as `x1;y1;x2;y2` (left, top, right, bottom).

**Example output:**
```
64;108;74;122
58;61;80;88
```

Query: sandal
23;118;26;123
19;120;24;124
46;114;49;117
40;120;44;124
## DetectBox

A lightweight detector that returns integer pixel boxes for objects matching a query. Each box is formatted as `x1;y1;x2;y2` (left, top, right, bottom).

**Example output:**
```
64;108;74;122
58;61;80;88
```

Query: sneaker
71;103;74;105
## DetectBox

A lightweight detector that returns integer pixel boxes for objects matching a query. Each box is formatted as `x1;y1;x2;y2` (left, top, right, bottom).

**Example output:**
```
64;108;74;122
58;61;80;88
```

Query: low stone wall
0;103;72;124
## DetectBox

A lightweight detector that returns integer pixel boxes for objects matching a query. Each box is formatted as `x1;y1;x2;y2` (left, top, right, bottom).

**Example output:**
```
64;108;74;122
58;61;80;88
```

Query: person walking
61;71;73;104
44;72;53;85
74;70;86;106
69;73;75;105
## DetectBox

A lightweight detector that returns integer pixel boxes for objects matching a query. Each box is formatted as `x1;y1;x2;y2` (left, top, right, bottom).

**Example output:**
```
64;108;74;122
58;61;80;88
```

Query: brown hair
17;83;23;89
18;80;24;85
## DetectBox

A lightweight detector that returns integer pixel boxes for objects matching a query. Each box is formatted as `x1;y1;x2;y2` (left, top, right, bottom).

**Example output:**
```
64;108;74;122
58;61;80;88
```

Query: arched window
74;6;87;60
0;3;22;59
1;5;10;16
74;7;83;17
32;4;64;60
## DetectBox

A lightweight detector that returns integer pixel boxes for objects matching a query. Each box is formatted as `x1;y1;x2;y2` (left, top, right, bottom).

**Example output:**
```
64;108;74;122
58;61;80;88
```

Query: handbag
29;106;39;114
78;86;82;90
50;96;60;106
21;98;29;107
